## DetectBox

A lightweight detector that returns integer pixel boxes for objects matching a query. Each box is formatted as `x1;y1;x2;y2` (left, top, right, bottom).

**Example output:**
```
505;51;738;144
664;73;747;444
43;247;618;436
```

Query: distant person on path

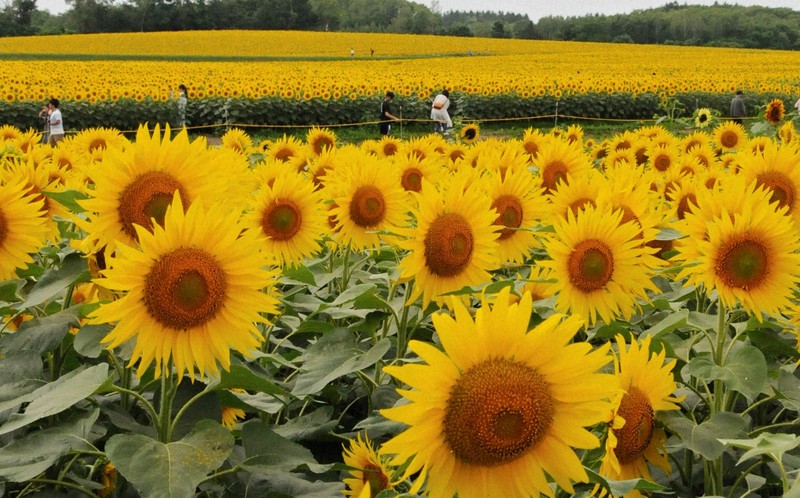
730;90;746;124
794;95;800;113
46;98;64;146
431;89;452;135
370;48;375;57
171;84;188;128
350;48;355;57
379;91;401;136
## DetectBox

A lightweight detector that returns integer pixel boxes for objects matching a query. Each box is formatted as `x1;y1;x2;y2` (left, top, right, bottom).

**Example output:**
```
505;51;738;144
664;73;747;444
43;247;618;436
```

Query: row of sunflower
1;110;800;497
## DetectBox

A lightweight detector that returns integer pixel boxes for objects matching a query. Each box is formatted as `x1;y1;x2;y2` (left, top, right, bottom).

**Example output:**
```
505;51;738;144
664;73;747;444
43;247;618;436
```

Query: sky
35;0;800;19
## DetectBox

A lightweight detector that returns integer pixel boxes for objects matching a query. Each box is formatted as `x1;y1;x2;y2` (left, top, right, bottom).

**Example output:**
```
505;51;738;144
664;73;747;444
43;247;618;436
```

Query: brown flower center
569;198;596;216
463;127;478;141
424;213;474;277
88;138;107;152
117;172;189;240
720;130;739;149
756;171;795;211
401;168;423;192
613;386;655;464
444;358;553;467
716;237;768;290
262;200;302;241
383;143;398;157
0;208;7;247
349;185;385;227
492;195;523;240
541;160;569;192
312;136;334;155
653;153;672;172
274;147;294;162
144;247;227;330
568;239;614;292
676;193;698;220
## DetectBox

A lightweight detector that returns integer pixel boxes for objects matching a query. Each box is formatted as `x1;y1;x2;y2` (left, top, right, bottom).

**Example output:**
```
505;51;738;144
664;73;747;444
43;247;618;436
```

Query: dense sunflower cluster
3;117;800;496
2;31;800;103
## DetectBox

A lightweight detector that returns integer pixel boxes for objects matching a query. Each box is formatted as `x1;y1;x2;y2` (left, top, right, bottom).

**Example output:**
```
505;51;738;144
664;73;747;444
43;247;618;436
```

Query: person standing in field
730;90;746;124
46;98;65;146
379;91;401;137
431;89;452;135
171;84;189;128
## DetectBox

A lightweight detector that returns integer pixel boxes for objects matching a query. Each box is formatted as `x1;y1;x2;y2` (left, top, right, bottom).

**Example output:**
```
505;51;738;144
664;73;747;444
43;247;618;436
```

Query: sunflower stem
339;246;352;294
395;281;413;360
158;362;174;443
710;303;728;495
169;386;212;438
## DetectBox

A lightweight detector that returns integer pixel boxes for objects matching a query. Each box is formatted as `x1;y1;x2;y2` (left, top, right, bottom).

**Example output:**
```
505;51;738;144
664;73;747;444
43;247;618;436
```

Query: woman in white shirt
431;89;452;135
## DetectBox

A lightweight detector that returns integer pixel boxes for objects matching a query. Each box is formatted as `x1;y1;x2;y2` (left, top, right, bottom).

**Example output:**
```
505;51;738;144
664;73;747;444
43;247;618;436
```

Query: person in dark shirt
730;90;746;124
379;91;400;136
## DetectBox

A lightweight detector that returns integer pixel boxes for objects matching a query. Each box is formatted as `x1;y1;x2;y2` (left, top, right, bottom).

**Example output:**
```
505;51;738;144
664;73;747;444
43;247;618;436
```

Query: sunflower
1;155;70;243
487;166;548;264
0;178;48;280
78;124;229;251
680;130;711;154
92;194;280;381
597;335;682;497
220;127;253;155
399;136;437;162
396;176;499;308
326;149;408;251
713;120;747;152
564;123;585;145
242;166;327;268
765;98;785;125
737;140;800;225
599;163;664;243
778;120;796;145
0;124;20;143
545;168;605;222
341;433;396;498
393;151;447;195
12;129;42;154
533;137;593;194
694;107;713;128
306;126;337;156
375;135;401;158
97;463;118;498
479;140;529;179
521;127;547;158
460;122;480;144
542;205;662;327
381;288;616;498
675;180;800;319
71;127;129;162
265;134;304;163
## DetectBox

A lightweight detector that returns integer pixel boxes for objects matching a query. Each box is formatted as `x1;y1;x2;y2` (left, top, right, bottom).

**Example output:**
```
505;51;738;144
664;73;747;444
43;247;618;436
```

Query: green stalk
157;362;174;443
709;304;728;495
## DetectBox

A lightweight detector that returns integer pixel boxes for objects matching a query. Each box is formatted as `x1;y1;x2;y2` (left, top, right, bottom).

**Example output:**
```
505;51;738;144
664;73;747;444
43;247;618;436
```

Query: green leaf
106;420;234;498
329;283;377;307
721;432;800;465
240;420;325;474
292;330;390;396
73;324;111;358
0;279;22;303
643;309;688;338
0;408;98;482
687;347;767;401
585;467;670;496
209;363;290;398
0;350;43;406
42;189;89;214
0;308;78;356
281;265;317;286
19;252;89;309
661;411;747;460
0;364;109;435
274;406;336;441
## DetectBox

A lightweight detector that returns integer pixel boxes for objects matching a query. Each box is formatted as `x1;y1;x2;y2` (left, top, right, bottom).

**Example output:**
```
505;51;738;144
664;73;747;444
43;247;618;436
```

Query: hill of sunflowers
3;29;800;498
1;30;799;133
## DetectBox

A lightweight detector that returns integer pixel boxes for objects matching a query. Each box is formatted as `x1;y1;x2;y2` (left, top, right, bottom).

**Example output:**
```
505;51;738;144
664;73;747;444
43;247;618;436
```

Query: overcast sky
36;0;800;20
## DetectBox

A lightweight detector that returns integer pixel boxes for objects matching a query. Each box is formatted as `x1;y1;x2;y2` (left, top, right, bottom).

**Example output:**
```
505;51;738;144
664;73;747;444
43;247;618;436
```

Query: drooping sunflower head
460;122;481;144
764;98;785;125
220;127;253;155
713;120;747;152
341;433;395;498
92;194;281;381
306;126;337;156
381;288;616;498
778;120;796;145
597;335;681;489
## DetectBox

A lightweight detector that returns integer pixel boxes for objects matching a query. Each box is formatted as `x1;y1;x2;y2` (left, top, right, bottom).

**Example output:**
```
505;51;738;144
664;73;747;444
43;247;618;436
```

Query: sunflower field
5;29;800;498
1;30;800;133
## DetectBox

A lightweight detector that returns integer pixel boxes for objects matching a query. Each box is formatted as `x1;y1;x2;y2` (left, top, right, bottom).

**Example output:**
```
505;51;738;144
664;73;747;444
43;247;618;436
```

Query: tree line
2;0;799;51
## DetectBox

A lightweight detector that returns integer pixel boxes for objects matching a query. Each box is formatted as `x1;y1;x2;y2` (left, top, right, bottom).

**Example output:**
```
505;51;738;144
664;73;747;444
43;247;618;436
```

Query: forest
1;0;799;50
